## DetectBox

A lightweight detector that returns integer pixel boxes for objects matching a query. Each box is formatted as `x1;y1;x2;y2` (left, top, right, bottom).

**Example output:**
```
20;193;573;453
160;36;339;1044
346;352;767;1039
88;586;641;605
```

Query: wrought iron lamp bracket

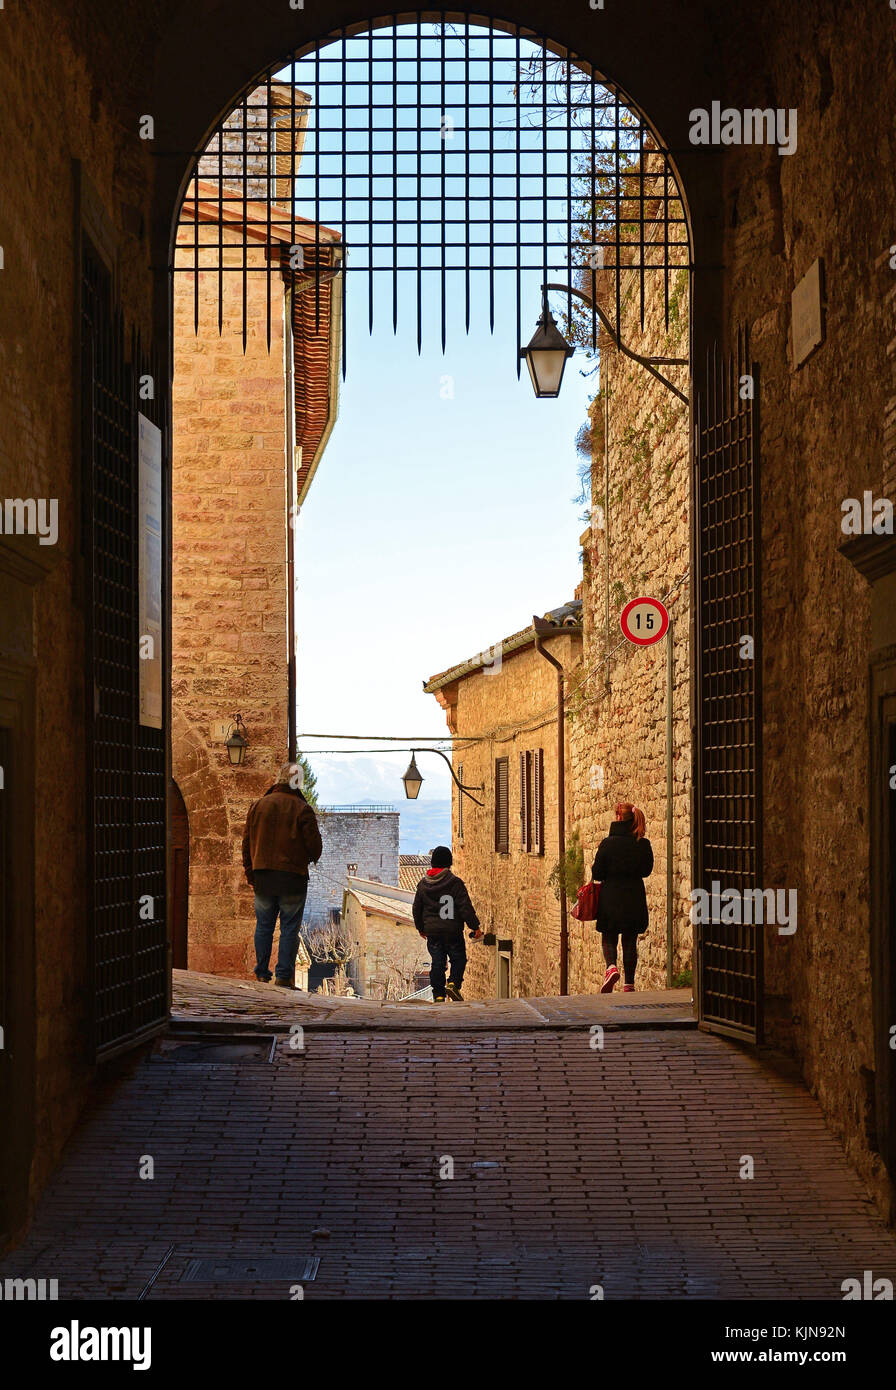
543;279;690;405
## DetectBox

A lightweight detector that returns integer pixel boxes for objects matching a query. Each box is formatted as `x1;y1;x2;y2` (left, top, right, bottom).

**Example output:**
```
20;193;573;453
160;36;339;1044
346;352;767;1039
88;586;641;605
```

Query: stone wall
172;220;290;974
568;243;692;993
306;811;400;924
198;83;310;202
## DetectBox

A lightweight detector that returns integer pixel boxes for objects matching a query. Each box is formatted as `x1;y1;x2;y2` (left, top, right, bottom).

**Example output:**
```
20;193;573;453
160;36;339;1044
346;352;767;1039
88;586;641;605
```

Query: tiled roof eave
423;622;582;694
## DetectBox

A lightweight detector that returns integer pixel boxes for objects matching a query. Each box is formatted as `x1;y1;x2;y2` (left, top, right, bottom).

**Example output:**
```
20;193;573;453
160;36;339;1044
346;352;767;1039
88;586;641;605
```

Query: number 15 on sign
620;596;669;646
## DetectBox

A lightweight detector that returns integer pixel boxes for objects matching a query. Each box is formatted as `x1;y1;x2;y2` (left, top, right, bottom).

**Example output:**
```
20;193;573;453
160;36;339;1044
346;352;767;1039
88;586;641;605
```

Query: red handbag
571;878;601;922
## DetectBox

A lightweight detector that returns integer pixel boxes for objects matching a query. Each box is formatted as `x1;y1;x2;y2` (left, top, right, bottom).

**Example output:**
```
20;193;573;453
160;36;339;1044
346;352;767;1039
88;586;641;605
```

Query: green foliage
671;968;693;989
297;753;320;810
548;829;586;904
666;267;689;329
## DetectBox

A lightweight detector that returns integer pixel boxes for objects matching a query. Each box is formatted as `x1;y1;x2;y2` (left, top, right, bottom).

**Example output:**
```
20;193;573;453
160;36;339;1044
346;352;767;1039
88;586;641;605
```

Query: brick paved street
3;974;896;1300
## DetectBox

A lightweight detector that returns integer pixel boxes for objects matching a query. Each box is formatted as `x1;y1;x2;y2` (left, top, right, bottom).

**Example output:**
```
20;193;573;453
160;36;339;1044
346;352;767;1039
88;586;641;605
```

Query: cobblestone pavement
172;969;696;1030
3;976;896;1300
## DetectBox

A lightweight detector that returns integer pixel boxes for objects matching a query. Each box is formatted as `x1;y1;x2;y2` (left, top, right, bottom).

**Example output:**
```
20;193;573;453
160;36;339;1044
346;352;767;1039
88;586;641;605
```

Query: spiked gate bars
172;18;691;371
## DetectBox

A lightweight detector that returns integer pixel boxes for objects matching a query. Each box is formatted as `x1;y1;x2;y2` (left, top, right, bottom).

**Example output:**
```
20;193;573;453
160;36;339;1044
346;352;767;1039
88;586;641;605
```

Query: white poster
138;413;163;730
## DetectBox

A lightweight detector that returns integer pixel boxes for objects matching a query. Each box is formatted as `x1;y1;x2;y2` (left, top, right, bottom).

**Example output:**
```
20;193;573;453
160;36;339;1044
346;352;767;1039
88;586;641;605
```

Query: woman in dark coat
591;801;654;993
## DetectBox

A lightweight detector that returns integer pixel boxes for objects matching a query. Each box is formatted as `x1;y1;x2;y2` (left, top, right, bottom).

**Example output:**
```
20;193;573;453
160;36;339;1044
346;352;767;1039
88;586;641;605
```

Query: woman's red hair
616;801;646;839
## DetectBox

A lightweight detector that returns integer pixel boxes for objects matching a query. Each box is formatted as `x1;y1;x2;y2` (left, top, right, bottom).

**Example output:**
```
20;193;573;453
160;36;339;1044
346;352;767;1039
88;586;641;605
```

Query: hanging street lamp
520;291;575;399
401;752;424;800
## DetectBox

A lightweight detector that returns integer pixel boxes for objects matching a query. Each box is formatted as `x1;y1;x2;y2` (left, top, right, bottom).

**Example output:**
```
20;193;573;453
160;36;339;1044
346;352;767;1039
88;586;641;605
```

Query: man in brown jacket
242;761;323;987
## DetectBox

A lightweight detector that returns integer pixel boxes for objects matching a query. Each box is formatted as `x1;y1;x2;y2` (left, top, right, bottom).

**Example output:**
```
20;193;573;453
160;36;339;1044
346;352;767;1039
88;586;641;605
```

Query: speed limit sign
620;596;669;646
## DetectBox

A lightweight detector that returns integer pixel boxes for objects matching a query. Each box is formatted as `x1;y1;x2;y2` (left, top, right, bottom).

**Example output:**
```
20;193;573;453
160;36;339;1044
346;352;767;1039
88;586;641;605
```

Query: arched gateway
162;13;757;1039
76;6;758;1056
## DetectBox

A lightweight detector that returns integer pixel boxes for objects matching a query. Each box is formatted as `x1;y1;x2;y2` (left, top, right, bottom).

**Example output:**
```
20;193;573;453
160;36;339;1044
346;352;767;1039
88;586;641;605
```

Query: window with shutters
518;749;544;855
532;749;545;856
519;751;531;851
457;762;464;844
494;757;509;854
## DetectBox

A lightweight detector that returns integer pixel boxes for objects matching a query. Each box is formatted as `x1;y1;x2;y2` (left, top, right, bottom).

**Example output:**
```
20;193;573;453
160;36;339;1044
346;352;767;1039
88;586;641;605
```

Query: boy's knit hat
431;845;453;868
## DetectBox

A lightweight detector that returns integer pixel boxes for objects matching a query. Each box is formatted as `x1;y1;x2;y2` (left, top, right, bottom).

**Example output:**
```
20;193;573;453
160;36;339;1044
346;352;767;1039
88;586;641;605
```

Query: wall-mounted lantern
522;279;689;405
401;748;484;806
225;713;249;766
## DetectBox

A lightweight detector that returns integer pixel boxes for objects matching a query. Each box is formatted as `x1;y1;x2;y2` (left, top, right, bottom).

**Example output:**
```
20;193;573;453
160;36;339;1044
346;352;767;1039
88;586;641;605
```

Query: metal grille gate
173;17;690;366
81;241;168;1058
694;329;762;1042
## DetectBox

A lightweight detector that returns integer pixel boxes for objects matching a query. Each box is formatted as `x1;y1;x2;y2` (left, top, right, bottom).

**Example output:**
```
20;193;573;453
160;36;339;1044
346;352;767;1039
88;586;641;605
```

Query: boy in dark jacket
412;846;482;1001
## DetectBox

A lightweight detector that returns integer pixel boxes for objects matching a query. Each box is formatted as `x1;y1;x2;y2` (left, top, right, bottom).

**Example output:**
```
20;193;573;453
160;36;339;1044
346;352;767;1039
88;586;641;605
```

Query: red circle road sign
620;596;669;646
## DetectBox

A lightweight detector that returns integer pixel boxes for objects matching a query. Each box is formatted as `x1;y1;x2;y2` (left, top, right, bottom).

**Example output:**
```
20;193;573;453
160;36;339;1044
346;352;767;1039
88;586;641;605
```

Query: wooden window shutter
533;749;545;855
516;750;525;845
495;757;509;854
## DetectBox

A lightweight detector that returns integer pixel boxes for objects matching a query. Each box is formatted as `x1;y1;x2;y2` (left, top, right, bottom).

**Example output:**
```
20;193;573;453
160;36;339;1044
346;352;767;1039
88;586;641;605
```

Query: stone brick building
5;0;896;1243
425;607;583;999
170;85;342;975
341;878;427;999
305;807;400;926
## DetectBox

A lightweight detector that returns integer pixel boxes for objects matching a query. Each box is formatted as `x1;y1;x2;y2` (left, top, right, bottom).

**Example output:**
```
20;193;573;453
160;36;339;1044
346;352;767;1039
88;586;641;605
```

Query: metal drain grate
181;1256;320;1283
608;1000;693;1010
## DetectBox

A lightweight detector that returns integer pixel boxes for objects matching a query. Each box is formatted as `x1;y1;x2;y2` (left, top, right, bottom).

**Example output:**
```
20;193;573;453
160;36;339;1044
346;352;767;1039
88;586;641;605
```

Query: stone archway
164;10;702;1006
171;711;253;975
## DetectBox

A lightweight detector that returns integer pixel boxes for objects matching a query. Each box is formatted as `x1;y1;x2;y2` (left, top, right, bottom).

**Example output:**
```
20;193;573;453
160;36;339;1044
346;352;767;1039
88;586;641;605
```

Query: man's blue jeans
254;888;308;981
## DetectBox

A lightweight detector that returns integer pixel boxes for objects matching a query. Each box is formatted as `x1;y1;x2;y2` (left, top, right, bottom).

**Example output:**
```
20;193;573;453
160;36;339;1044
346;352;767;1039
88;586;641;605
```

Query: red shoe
600;966;620;993
622;984;635;992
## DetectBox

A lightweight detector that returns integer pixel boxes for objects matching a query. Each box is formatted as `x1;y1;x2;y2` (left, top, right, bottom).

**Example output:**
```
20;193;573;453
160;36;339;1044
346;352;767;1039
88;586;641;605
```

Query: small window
494;757;509;854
